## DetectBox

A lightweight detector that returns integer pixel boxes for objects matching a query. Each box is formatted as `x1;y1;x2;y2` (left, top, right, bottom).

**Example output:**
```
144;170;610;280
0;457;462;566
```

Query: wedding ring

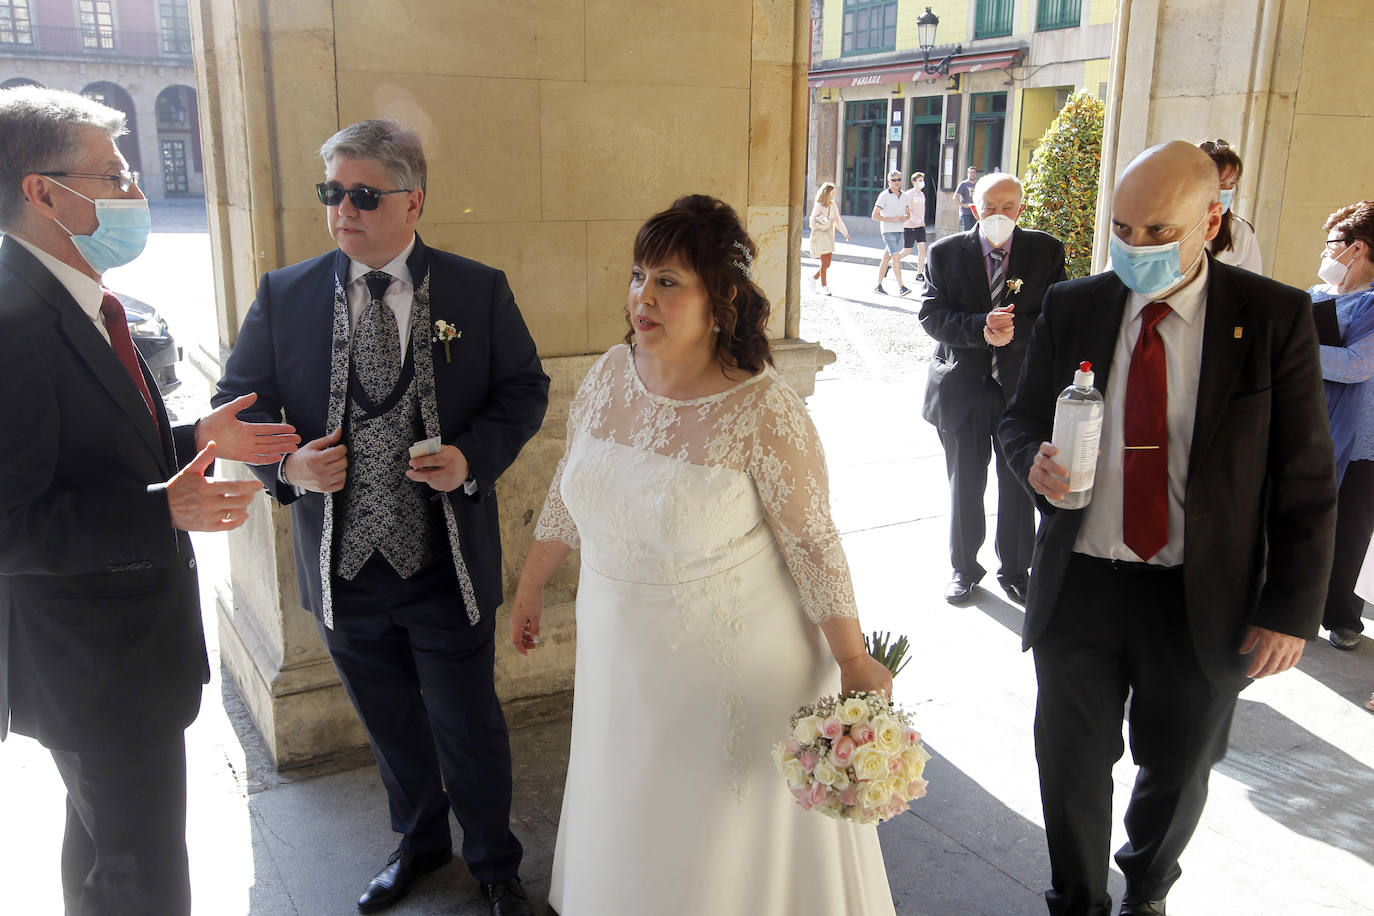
222;511;233;522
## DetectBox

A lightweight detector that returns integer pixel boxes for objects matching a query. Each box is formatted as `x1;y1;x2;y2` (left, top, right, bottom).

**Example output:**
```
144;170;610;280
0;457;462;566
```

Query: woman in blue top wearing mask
1311;201;1374;651
1198;139;1262;274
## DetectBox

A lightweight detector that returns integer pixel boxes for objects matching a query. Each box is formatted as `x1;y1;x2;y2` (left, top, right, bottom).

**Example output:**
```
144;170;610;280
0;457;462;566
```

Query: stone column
191;0;834;768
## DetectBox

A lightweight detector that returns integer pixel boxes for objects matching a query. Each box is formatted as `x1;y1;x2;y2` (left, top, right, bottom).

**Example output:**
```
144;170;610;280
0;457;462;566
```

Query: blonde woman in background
808;181;849;295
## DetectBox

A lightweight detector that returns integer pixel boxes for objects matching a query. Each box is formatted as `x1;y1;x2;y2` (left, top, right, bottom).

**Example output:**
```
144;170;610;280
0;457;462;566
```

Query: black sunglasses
315;182;411;211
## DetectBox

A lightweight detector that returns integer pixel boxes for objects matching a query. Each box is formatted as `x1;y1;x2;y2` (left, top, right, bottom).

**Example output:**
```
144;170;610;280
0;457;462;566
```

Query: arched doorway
1;78;43;90
80;81;140;175
155;84;202;197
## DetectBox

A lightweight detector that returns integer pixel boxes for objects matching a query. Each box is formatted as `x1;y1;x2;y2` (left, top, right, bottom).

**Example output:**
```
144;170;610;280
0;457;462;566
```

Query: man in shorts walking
872;169;911;295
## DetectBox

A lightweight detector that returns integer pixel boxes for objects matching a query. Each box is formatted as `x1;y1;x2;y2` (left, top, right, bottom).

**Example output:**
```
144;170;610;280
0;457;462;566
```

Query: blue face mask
1219;188;1235;214
1109;210;1210;300
50;179;152;273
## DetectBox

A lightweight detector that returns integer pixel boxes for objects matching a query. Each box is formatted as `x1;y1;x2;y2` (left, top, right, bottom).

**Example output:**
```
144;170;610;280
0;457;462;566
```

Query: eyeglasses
888;177;902;182
38;169;140;192
1199;139;1232;153
1324;237;1354;251
315;182;411;211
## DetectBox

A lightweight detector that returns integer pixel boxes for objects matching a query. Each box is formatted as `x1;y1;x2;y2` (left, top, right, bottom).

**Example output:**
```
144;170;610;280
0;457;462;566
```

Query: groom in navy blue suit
214;120;548;916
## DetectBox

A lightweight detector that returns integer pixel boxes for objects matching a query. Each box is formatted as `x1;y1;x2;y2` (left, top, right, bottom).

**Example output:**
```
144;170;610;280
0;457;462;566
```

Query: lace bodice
535;344;858;622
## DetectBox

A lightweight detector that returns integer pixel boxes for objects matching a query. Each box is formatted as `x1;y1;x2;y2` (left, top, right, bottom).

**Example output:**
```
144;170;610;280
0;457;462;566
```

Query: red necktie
99;291;161;433
1123;300;1170;561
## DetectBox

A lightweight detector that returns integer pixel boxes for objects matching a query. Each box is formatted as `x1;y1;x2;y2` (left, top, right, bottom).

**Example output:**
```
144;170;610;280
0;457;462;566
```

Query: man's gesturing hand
407;444;470;492
984;304;1014;347
282;428;348;493
196;392;300;464
166;442;265;531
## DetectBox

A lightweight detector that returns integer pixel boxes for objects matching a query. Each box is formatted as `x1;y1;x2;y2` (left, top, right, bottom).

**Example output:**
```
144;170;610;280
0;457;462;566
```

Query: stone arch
154;84;202;196
1;78;43;89
80;81;140;175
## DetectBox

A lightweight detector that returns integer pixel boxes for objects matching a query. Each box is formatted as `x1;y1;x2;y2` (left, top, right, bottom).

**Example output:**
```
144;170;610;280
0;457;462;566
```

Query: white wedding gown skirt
546;436;894;916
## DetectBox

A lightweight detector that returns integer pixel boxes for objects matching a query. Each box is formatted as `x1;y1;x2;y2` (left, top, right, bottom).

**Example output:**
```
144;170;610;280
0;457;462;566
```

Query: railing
0;24;192;60
1036;0;1082;31
974;0;1014;39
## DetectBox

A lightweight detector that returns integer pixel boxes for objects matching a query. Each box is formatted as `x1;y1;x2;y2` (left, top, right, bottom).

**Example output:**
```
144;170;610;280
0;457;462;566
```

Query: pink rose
821;716;845;741
799;749;819;773
838;785;861;807
907;729;922;746
850;723;875;745
889;756;904;775
807;782;830;807
786;737;801;756
792;786;814;810
830;735;858;767
906;779;928;801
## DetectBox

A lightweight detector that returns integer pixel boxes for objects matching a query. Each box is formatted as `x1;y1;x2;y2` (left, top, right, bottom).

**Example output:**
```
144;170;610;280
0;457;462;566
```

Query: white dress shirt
1074;258;1211;566
347;233;417;347
11;234;109;345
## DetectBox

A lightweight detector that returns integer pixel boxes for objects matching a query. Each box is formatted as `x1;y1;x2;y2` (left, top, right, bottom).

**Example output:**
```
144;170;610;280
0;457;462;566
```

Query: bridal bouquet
773;690;930;825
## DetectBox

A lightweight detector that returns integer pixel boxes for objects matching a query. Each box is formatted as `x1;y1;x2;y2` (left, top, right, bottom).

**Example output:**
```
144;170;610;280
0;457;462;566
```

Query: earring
712;324;721;334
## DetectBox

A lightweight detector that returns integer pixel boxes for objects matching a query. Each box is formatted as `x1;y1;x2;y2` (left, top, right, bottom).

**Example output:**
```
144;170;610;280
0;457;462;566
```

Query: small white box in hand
408;436;442;460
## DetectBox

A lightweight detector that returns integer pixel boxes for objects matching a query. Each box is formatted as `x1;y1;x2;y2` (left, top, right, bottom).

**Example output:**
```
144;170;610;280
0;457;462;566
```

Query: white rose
838;697;869;725
902;747;930;782
813;760;842;787
885;776;909;801
860;780;891;810
771;741;788;770
793;715;822;744
829;768;851;791
851;745;889;782
782;758;808;789
872;714;905;755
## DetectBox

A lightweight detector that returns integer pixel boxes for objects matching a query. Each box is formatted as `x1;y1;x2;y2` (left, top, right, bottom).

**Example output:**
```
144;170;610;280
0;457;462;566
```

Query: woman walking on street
808;181;849;296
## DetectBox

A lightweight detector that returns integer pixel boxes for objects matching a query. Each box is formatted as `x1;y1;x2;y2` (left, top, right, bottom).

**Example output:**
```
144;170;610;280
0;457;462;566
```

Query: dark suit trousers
48;737;190;916
1322;458;1374;634
937;377;1034;583
1032;555;1238;916
320;554;523;884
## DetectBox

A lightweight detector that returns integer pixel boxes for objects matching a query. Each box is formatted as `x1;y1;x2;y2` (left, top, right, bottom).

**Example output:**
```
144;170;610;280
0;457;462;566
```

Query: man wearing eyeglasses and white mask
918;172;1066;607
0;87;297;914
999;141;1336;916
214;120;548;916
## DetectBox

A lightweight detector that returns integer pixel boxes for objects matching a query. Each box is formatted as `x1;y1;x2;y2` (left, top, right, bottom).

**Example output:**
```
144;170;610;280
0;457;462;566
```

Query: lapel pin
1233;326;1243;339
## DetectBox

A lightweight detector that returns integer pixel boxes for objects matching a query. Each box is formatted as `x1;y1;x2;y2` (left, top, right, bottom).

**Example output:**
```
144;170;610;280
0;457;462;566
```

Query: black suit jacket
919;226;1067;429
0;237;208;750
213;236;549;623
998;257;1338;691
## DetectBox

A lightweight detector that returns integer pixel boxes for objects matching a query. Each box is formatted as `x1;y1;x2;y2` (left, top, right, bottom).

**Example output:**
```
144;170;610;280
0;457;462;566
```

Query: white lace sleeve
748;378;859;622
532;351;615;548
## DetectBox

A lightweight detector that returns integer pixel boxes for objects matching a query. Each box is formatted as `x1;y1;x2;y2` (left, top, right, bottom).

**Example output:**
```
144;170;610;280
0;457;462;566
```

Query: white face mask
979;213;1015;247
1318;244;1357;288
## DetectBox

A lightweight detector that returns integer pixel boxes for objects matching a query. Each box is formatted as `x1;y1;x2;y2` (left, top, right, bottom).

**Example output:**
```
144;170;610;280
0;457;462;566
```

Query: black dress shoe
1329;627;1361;649
1119;893;1166;915
357;847;452;913
482;877;534;916
999;578;1029;605
944;573;976;605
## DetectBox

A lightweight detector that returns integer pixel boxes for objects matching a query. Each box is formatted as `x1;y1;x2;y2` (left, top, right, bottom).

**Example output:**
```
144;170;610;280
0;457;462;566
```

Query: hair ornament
730;239;754;280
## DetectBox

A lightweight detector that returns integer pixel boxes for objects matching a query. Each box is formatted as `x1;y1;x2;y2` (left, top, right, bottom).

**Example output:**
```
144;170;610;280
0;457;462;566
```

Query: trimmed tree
1020;91;1106;279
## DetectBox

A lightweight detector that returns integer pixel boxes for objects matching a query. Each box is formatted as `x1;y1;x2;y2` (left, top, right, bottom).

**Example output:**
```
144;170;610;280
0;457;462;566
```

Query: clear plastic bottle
1050;361;1104;509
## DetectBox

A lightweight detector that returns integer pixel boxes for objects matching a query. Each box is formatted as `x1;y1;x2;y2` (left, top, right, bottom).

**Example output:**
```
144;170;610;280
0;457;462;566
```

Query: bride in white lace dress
510;196;897;916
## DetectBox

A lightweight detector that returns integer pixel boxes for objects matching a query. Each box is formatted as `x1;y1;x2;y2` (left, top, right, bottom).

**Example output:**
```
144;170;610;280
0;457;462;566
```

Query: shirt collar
978;225;1015;259
1126;254;1210;327
347;233;416;289
9;233;104;325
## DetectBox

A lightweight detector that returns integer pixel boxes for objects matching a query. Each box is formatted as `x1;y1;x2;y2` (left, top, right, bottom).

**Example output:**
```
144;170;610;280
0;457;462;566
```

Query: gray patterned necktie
353;270;400;401
989;247;1007;383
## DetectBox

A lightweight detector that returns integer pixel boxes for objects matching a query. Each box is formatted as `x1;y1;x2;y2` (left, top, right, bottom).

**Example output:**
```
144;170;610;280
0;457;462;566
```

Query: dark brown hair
1199;138;1244;253
626;194;773;373
1324;201;1374;266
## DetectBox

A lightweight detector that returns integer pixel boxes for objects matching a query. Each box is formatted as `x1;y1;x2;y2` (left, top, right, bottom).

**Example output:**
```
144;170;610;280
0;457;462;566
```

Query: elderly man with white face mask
918;172;1067;606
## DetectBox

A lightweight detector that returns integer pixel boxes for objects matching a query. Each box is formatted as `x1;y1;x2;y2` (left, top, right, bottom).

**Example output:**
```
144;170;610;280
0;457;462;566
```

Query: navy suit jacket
998;257;1338;691
919;226;1067;429
213;236;549;623
0;236;208;750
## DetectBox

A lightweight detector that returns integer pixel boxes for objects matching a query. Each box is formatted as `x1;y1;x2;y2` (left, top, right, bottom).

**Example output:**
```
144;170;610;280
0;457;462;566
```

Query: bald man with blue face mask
999;141;1337;916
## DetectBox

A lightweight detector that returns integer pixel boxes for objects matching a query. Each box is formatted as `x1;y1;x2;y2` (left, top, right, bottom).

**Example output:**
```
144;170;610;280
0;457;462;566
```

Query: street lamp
916;7;962;77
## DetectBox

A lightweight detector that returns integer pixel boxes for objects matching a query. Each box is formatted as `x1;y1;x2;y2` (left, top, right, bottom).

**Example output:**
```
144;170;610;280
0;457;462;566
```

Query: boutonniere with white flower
432;319;461;363
1006;277;1024;295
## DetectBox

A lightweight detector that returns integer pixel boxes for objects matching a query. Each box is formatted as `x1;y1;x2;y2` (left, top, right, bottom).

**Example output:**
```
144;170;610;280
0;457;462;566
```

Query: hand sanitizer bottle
1050;361;1103;509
